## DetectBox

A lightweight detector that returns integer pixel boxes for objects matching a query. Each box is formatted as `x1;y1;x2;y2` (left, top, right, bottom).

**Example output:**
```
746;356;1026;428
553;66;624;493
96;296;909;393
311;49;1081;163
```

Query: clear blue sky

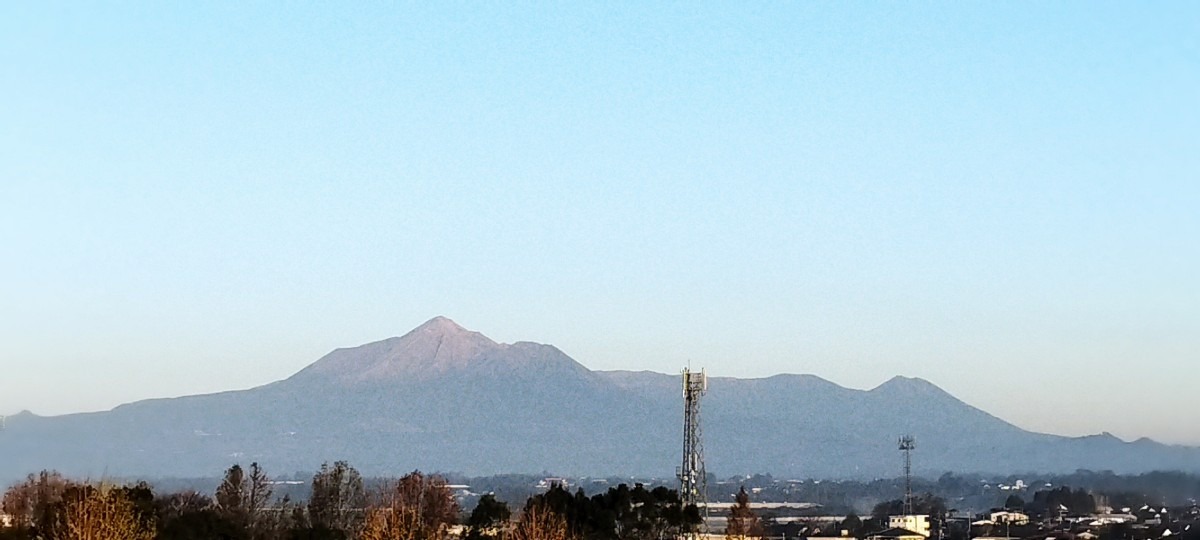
1;2;1197;443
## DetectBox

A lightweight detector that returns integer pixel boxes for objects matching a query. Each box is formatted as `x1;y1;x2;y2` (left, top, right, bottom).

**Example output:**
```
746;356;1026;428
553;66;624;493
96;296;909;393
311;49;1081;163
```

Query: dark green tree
872;493;946;519
841;514;864;536
217;465;248;519
523;483;699;540
1030;487;1095;515
158;508;248;540
466;494;512;540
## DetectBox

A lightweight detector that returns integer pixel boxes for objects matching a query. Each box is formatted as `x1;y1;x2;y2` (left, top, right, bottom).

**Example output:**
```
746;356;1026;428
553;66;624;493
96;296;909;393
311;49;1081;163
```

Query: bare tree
210;462;285;539
360;503;424;540
511;504;570;540
1;470;72;531
725;487;763;540
309;460;368;534
246;462;273;514
156;489;213;527
359;470;460;540
55;484;155;540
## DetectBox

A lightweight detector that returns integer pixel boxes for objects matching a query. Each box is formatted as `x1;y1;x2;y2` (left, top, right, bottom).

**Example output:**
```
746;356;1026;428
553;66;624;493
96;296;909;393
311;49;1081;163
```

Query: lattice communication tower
678;368;708;522
899;435;915;514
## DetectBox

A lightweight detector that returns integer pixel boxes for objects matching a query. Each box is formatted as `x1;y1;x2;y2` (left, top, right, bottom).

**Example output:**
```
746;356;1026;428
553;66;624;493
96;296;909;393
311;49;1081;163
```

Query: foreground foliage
0;465;699;540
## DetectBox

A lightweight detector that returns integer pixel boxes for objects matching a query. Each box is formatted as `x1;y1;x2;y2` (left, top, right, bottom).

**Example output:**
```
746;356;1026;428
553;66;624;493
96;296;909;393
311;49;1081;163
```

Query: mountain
287;317;597;385
1;317;1197;483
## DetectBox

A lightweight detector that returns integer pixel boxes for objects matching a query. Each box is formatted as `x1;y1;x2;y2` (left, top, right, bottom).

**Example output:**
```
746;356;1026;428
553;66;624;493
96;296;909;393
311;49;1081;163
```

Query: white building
888;515;931;537
989;512;1030;525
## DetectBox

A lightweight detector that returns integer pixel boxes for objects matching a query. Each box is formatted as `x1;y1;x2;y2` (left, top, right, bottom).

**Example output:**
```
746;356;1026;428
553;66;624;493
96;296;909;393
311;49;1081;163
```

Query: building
888;515;932;538
867;528;927;540
988;512;1030;525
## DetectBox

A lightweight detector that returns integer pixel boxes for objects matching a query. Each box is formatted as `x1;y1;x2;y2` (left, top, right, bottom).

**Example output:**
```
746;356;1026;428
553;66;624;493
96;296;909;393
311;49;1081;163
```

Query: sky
1;2;1197;444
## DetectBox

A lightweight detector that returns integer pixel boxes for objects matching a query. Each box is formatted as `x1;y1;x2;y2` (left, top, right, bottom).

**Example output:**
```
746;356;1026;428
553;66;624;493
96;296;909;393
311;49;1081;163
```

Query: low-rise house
990;512;1031;526
867;527;926;540
1087;514;1138;526
807;531;855;540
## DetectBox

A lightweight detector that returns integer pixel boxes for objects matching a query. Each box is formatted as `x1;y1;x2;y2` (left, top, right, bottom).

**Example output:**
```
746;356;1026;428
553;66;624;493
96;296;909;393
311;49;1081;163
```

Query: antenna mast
679;368;708;533
899;435;915;514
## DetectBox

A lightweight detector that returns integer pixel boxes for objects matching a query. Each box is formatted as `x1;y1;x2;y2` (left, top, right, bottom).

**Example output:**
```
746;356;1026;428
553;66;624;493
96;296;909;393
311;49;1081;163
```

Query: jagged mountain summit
1;317;1197;483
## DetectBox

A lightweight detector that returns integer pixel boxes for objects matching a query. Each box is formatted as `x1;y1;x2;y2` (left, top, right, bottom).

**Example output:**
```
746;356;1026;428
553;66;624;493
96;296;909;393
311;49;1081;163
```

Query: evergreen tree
216;465;248;517
466;494;512;540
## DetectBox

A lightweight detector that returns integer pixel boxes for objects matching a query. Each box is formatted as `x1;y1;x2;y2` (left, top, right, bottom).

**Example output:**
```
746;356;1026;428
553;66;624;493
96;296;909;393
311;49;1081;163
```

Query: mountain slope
1;317;1197;482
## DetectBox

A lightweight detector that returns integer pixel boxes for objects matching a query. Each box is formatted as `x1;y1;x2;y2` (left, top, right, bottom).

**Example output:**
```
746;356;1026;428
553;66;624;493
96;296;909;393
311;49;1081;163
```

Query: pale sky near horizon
1;3;1197;444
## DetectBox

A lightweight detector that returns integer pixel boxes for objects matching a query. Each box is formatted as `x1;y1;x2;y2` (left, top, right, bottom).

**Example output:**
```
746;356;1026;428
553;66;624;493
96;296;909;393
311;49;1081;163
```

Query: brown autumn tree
360;503;424;540
725;487;763;540
510;504;570;540
1;470;72;532
359;471;459;540
54;484;155;540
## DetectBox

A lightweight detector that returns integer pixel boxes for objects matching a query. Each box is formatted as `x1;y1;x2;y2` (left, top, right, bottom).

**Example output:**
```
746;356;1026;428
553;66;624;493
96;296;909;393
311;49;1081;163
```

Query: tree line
716;470;1200;515
0;463;702;540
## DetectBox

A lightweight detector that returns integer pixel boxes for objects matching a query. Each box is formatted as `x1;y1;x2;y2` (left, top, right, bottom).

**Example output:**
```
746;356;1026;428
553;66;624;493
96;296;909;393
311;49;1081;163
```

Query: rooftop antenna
678;366;708;536
899;435;915;515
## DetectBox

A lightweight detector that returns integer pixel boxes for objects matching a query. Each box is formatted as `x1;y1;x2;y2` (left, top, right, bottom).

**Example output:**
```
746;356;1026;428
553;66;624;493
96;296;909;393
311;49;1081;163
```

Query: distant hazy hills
2;316;1197;483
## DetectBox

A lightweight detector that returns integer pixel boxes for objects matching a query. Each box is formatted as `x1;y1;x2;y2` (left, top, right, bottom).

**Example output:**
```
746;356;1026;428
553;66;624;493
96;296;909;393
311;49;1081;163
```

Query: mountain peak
412;316;472;336
401;316;497;348
287;317;593;386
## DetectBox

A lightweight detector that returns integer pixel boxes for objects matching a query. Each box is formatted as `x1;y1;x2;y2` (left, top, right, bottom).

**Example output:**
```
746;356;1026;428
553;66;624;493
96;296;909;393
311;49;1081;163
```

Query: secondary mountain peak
872;375;935;391
868;375;963;405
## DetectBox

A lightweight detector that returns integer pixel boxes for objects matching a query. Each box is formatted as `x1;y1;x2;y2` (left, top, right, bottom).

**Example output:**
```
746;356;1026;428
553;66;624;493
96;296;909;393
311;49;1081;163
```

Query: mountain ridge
1;317;1197;482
